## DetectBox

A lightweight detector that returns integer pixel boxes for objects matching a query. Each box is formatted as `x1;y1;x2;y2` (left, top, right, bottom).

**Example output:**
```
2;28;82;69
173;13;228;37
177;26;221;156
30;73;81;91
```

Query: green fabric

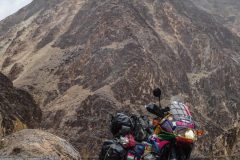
127;156;134;160
158;131;176;140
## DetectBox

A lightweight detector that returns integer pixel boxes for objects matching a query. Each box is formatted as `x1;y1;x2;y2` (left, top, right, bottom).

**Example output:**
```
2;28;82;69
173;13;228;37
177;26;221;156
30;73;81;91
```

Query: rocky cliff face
0;73;81;159
0;72;41;136
191;0;240;37
0;0;239;158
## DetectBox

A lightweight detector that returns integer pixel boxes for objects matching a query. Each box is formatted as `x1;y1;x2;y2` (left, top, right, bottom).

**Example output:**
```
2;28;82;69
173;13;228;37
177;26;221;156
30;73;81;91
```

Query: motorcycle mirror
153;88;162;108
196;130;204;136
153;88;162;98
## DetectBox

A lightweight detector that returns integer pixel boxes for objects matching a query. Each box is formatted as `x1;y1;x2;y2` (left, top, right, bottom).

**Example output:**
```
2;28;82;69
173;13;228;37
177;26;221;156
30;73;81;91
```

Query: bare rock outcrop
0;72;42;137
0;129;81;160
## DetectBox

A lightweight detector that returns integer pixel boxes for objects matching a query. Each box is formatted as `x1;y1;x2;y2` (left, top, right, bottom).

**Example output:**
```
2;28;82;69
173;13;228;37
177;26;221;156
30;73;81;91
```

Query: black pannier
99;140;127;160
110;113;133;137
131;115;151;141
110;113;151;141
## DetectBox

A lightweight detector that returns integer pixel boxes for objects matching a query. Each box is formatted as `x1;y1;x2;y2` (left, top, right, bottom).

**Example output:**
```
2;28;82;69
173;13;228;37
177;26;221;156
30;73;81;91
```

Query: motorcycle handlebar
145;103;170;118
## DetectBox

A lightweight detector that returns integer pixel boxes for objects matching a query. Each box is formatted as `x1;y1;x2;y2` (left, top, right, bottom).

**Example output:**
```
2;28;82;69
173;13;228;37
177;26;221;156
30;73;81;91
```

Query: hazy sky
0;0;32;21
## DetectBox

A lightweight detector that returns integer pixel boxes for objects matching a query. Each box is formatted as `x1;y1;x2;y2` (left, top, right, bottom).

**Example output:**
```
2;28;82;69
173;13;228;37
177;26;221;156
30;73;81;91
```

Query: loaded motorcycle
99;88;204;160
143;88;204;159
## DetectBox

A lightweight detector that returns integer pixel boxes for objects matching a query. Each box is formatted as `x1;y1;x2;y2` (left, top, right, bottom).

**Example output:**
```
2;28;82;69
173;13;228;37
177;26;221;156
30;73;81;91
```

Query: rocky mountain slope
0;72;81;159
191;0;240;37
0;0;239;158
0;72;41;136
